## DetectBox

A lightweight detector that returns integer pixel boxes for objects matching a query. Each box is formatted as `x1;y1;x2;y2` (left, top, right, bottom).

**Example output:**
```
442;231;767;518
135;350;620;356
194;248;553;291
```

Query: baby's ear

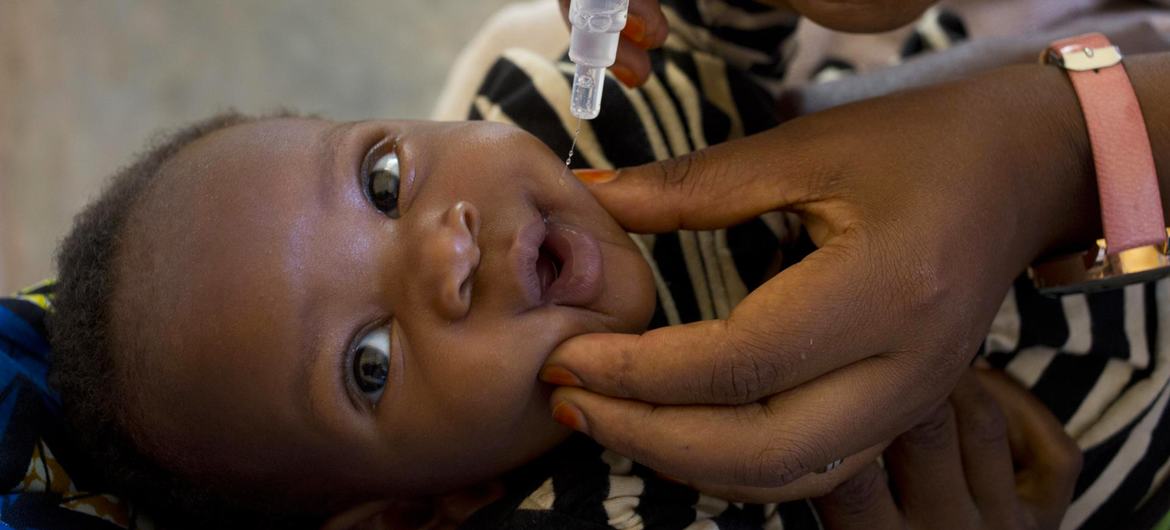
321;500;436;530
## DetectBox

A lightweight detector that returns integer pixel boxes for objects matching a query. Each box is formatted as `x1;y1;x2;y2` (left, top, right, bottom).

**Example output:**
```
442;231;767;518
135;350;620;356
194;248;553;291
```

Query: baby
49;113;664;528
48;0;805;525
44;0;1170;528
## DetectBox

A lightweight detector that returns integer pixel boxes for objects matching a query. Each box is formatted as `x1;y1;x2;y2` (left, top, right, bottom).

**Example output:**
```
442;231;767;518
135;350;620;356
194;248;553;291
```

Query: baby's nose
432;201;481;320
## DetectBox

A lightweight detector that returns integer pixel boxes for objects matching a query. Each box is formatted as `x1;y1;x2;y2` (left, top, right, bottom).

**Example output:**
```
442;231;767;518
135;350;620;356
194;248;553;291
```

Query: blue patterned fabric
0;282;141;529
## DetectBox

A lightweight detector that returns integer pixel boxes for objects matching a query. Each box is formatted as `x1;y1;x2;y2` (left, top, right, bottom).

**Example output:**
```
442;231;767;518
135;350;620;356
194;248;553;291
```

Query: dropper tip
570;64;605;120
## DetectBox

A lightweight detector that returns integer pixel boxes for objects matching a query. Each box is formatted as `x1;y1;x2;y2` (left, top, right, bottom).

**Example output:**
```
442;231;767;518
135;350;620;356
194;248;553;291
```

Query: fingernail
622;15;647;47
573;168;617;184
611;65;639;88
541;365;583;387
552;401;589;433
973;356;992;370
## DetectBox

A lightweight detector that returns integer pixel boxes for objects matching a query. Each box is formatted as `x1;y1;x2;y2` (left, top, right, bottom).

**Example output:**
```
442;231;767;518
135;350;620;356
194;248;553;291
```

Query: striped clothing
466;1;1170;529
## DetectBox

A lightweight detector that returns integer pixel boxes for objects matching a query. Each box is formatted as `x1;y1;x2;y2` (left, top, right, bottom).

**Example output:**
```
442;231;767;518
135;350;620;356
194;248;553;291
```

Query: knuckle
895;255;950;317
712;340;774;404
745;435;824;487
824;464;888;515
715;320;790;403
872;229;954;325
608;338;641;398
655;152;695;193
901;404;956;449
960;398;1010;446
656;150;722;224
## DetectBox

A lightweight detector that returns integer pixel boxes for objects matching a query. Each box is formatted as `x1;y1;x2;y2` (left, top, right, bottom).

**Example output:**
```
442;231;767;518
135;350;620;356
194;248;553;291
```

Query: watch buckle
1045;45;1123;71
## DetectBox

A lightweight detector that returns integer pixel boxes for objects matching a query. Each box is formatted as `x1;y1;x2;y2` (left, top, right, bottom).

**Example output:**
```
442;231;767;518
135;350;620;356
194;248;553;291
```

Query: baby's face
122;118;655;502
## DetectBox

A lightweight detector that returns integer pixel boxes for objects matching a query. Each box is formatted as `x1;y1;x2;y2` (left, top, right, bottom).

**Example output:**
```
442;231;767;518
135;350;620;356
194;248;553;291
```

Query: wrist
1128;53;1170;224
962;62;1099;272
1019;62;1102;263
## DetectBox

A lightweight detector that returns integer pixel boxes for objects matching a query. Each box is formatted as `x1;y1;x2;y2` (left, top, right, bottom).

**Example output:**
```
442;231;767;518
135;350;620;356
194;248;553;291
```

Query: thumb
573;126;832;233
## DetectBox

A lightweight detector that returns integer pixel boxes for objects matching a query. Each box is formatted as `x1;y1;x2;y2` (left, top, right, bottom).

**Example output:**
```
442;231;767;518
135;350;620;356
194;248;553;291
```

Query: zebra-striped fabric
465;1;1170;528
462;436;819;529
985;279;1170;530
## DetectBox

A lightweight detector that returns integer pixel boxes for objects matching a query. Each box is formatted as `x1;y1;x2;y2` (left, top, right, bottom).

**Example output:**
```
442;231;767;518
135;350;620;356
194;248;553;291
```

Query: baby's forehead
124;118;327;256
118;116;339;348
113;117;352;475
171;117;331;179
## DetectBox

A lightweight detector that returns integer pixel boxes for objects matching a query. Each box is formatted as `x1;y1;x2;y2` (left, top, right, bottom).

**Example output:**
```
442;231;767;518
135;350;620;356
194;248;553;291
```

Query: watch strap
1046;33;1164;254
1030;33;1169;295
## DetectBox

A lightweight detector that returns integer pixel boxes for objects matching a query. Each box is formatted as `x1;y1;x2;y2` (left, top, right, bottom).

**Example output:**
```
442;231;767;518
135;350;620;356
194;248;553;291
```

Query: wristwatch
1028;33;1169;295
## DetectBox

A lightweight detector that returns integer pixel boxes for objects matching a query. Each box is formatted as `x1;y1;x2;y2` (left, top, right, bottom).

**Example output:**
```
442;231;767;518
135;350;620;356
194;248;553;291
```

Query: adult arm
542;52;1170;494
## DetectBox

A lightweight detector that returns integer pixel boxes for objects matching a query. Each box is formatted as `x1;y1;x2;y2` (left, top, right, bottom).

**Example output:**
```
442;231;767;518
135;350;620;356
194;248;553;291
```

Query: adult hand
556;0;938;87
815;368;1082;530
542;61;1108;494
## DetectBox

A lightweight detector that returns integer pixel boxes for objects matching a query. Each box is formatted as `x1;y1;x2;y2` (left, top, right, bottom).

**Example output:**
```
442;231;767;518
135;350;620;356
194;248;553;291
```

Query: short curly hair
48;111;327;529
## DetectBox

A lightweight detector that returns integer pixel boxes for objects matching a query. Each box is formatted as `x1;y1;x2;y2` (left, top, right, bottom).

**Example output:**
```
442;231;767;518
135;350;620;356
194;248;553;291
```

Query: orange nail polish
611;65;639;88
573;168;617;184
552;401;589;433
622;15;647;47
541;365;583;387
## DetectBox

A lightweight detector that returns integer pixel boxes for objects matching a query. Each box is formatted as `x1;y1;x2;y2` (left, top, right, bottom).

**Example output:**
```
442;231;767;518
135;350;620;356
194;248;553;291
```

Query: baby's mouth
539;222;604;307
535;246;561;295
513;218;604;309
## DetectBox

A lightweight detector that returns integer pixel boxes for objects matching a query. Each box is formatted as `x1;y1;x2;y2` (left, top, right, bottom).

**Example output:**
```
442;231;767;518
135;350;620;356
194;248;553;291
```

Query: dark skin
105;113;1081;526
106;116;1085;529
105;115;1081;528
542;4;1170;509
554;0;1095;516
110;119;657;519
814;366;1082;530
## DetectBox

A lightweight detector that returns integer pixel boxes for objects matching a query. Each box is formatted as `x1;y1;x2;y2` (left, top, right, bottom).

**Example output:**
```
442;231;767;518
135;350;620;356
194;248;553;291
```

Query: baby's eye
352;327;390;405
367;152;401;218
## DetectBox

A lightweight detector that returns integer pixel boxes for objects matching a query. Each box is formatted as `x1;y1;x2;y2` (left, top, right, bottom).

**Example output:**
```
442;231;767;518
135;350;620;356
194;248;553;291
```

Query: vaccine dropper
568;0;629;120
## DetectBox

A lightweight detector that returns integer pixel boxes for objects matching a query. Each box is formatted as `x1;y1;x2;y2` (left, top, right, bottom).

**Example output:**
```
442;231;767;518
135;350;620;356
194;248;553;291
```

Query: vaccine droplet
565;117;582;167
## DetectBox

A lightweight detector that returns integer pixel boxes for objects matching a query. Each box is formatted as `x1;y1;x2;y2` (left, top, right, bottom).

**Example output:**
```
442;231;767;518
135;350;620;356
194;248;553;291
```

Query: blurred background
0;0;520;292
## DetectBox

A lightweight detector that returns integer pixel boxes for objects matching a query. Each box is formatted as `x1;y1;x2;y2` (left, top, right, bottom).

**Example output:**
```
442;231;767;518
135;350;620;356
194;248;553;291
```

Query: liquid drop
565;117;582;167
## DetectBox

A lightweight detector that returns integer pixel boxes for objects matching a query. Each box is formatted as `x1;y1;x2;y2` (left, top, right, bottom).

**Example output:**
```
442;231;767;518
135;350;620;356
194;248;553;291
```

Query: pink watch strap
1047;33;1164;254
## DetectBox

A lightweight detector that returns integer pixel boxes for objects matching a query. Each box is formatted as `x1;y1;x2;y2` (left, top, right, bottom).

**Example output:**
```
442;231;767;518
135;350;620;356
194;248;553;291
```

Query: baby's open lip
512;218;604;309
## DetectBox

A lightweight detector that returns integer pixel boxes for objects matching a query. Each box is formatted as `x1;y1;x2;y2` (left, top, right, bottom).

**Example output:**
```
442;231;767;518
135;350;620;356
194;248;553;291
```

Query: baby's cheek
444;372;566;475
435;349;536;426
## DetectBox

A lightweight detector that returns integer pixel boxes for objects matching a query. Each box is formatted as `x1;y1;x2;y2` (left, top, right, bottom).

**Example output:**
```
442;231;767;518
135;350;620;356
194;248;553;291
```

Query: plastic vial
568;0;628;120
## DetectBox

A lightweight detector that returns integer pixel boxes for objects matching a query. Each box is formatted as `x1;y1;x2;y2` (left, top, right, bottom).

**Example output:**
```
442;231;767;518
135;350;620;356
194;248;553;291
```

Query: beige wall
0;0;518;292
